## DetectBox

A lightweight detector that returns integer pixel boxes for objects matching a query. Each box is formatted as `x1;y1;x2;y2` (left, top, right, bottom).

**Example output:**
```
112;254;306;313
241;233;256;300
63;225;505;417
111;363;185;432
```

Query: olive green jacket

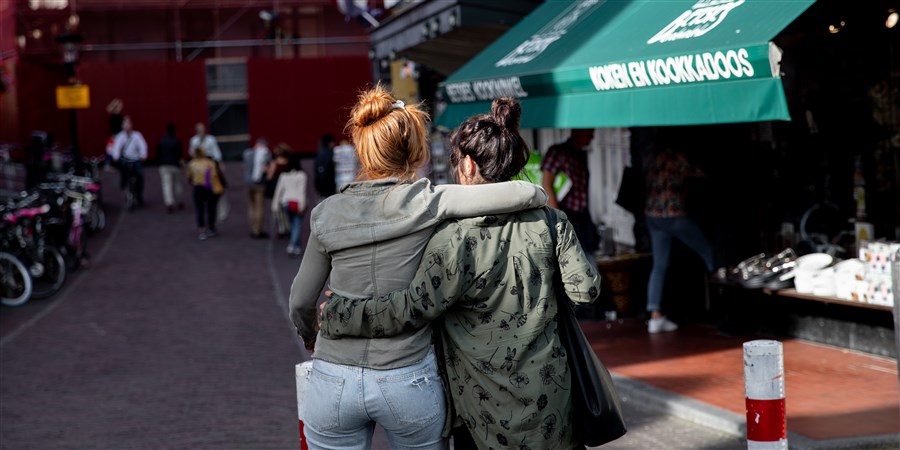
322;208;601;449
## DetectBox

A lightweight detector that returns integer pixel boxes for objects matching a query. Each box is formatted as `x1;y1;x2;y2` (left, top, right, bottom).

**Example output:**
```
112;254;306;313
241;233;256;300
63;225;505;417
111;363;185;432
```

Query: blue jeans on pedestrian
646;215;714;313
284;206;303;250
303;351;447;450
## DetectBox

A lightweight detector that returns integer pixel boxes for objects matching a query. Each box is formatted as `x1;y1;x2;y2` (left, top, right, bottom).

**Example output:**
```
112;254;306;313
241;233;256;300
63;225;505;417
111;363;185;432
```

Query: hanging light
887;9;898;29
828;20;847;34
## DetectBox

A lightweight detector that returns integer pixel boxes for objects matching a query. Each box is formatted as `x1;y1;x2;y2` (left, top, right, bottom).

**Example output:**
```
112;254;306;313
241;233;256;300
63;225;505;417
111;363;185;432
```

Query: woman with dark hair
320;98;601;450
289;86;547;449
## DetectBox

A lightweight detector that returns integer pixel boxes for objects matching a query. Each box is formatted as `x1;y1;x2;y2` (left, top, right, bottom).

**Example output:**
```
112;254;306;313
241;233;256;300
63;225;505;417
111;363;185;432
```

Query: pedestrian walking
541;129;598;254
271;157;307;256
319;98;600;450
288;86;548;450
156;123;185;213
643;144;714;333
243;138;271;239
313;133;337;199
189;123;222;162
266;144;292;239
187;147;224;240
109;116;148;207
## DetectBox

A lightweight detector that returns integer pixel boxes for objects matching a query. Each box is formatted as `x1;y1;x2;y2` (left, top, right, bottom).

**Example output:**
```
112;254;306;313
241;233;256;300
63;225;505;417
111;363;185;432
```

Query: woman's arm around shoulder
430;180;547;219
320;223;469;339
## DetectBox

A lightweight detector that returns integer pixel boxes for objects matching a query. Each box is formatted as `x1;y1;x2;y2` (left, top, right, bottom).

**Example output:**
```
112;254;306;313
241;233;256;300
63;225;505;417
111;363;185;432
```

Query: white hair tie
391;100;405;110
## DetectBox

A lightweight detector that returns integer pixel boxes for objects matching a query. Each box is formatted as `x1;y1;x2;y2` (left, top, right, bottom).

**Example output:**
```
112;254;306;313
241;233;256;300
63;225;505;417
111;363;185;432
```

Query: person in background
271;157;307;256
109;116;148;207
187;147;224;240
289;86;547;449
266;144;292;239
189;123;222;162
319;98;599;450
313;133;337;199
643;146;714;334
25;132;48;189
243;138;271;239
541;129;598;255
156;123;185;213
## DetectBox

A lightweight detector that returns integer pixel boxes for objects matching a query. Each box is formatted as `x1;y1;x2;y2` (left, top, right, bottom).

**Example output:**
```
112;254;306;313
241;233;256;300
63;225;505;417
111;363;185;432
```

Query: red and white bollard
295;361;313;450
743;340;787;450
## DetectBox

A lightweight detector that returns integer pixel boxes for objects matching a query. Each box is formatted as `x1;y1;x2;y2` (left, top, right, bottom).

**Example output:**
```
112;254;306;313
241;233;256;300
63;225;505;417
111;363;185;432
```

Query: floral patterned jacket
321;208;601;450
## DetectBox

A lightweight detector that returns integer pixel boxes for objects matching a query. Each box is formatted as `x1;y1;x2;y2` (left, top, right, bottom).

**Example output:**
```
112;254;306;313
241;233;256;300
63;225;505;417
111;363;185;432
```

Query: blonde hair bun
350;85;396;128
345;84;431;181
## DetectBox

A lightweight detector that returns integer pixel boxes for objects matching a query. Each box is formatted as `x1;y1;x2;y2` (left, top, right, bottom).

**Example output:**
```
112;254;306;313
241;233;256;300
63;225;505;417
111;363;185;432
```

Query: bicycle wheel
28;246;67;299
0;252;32;307
88;205;105;233
64;226;88;272
125;188;136;212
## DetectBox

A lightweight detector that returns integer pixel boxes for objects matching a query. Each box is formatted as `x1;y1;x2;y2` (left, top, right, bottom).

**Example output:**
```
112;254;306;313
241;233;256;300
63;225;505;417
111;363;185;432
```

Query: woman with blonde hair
319;98;601;449
289;85;547;449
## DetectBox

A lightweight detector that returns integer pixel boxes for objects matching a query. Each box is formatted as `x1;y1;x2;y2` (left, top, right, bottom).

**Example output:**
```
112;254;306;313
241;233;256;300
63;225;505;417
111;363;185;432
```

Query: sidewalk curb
611;373;900;450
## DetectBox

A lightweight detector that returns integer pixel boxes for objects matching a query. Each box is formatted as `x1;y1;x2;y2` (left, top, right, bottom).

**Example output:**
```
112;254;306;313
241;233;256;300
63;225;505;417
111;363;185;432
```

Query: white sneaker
648;317;679;334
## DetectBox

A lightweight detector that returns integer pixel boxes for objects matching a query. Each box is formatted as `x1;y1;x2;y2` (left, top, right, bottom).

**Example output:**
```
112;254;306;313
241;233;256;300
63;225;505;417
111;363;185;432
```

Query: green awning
436;0;815;129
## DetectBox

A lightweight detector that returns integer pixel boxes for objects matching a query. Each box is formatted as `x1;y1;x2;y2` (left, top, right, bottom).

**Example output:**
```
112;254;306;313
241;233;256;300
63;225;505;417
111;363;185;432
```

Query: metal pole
891;257;900;428
66;62;83;176
743;340;787;450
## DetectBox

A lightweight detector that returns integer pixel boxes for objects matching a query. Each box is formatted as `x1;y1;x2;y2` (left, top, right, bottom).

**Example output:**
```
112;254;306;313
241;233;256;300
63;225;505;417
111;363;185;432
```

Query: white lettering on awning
589;48;756;92
495;0;602;67
648;0;745;45
445;77;529;103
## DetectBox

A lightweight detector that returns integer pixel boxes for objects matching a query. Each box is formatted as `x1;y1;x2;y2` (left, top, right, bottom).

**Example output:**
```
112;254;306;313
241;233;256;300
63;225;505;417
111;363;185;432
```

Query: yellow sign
56;85;90;109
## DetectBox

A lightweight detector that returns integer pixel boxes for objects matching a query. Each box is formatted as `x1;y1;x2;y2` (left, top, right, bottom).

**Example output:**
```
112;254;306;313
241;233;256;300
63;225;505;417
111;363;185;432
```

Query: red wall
247;56;371;153
13;61;71;147
76;60;207;159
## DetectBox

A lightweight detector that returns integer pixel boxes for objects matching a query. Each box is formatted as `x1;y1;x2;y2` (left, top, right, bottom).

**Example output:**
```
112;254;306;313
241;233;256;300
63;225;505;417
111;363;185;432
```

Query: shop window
207;101;248;161
206;59;247;96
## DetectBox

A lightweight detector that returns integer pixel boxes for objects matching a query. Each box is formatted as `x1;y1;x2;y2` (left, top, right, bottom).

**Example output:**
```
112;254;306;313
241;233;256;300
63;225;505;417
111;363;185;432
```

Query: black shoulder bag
544;207;627;447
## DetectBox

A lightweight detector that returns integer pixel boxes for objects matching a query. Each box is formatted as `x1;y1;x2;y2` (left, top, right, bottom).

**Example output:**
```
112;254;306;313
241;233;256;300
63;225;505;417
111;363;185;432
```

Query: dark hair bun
491;97;521;131
350;85;395;128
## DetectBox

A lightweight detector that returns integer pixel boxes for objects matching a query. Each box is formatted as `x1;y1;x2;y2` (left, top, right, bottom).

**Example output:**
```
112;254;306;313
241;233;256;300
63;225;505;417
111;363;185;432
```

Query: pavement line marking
265;238;306;353
0;203;127;348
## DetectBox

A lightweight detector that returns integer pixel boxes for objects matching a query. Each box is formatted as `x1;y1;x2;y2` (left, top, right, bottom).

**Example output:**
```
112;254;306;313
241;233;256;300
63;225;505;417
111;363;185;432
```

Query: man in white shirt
243;138;271;238
189;123;222;162
110;116;148;206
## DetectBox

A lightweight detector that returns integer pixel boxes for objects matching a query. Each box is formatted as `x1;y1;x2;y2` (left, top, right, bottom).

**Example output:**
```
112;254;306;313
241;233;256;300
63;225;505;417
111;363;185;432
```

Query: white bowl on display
788;253;835;294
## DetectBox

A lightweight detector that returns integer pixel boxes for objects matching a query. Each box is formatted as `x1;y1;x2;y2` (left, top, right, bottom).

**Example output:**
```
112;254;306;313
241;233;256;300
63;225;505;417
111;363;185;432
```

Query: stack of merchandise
852;242;900;306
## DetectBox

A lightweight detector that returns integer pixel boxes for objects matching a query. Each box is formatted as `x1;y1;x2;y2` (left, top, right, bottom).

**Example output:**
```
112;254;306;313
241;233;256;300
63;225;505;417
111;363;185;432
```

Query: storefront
427;0;899;354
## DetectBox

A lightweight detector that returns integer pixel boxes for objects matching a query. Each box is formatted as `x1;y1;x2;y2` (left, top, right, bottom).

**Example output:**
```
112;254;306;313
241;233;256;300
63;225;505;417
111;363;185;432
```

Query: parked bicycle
0;251;31;307
1;192;67;300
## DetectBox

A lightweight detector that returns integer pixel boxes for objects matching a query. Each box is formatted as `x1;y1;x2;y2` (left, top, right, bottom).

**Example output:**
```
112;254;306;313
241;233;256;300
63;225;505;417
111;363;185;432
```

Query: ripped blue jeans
303;350;447;450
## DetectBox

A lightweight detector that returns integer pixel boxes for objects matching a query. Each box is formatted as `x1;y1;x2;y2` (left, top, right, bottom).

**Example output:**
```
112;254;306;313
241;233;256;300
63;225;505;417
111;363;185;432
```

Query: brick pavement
1;165;305;449
583;318;900;449
4;163;839;450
